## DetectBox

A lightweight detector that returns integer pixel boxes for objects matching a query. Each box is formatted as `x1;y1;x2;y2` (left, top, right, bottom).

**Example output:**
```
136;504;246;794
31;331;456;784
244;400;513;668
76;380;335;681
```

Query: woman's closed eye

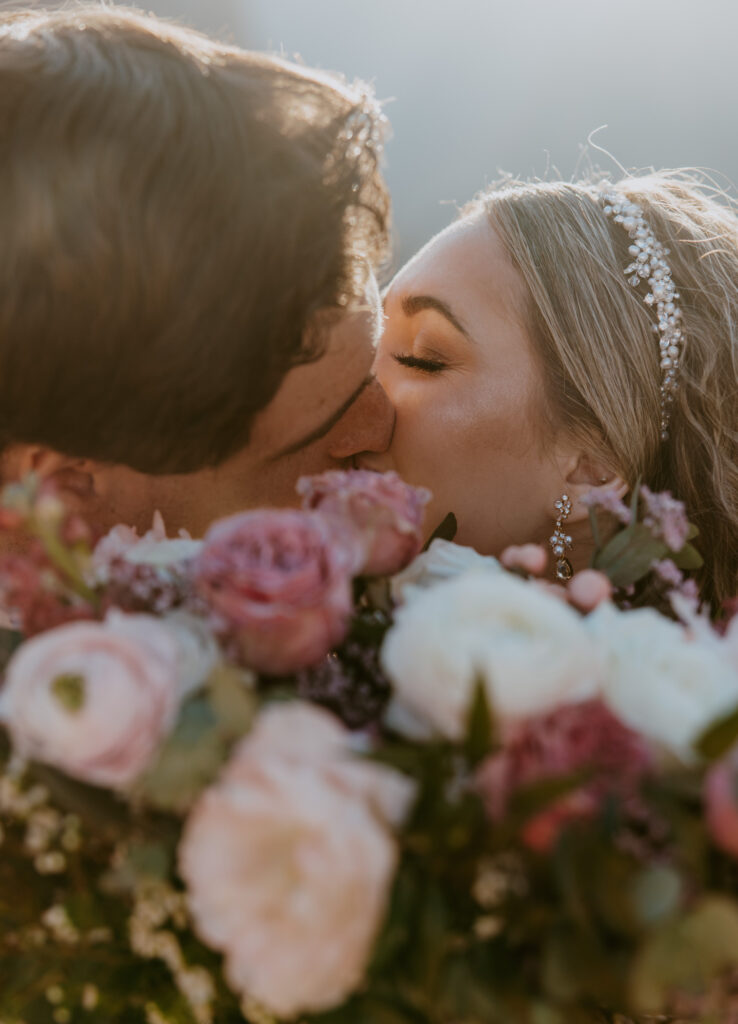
392;352;447;374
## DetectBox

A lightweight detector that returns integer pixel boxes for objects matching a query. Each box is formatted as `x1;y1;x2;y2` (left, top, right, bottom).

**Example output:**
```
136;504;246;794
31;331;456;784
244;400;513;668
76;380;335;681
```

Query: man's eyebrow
400;294;471;339
268;373;375;461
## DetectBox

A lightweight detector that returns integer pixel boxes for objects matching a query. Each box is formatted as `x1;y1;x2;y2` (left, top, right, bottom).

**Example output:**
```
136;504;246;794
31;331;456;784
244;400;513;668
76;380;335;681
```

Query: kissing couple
0;4;736;611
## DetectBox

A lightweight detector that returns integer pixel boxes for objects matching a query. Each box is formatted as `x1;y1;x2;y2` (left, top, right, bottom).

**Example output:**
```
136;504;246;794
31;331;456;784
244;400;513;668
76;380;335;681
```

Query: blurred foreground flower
0;611;182;788
589;604;738;760
705;746;738;860
298;469;430;576
381;570;599;740
180;703;414;1017
194;509;360;675
92;512;201;614
477;698;652;852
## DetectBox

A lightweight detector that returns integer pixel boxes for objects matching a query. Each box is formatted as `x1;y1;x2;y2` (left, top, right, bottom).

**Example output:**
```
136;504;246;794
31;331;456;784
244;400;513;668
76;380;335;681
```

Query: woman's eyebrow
399;293;472;339
268;373;375;461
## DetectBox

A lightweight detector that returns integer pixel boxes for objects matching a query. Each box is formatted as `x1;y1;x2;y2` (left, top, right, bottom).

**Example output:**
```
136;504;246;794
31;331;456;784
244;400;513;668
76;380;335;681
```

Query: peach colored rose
194;509;359;675
225;702;415;827
180;703;414;1017
0;612;181;788
298;469;430;576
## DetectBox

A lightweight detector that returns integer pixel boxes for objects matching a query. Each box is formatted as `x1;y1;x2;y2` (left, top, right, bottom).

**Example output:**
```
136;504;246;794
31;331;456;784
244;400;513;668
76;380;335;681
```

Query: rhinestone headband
596;185;684;440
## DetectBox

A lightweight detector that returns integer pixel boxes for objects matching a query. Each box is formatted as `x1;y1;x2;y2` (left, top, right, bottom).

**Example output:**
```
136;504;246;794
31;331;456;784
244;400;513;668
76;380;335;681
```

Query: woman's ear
563;452;628;523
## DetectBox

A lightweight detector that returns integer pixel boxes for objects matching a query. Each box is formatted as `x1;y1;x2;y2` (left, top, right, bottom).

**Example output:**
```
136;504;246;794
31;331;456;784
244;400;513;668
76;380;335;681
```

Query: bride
366;172;738;610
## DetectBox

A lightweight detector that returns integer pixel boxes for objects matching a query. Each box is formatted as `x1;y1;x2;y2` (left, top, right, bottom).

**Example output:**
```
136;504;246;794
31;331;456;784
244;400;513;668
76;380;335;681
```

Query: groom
0;5;394;537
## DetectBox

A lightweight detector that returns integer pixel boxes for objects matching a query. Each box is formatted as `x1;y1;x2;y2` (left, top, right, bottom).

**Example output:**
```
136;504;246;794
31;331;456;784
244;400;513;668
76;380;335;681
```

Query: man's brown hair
0;4;390;472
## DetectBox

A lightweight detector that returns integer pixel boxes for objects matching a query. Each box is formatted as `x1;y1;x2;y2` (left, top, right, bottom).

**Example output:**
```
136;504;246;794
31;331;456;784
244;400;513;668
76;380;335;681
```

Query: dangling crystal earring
550;494;573;581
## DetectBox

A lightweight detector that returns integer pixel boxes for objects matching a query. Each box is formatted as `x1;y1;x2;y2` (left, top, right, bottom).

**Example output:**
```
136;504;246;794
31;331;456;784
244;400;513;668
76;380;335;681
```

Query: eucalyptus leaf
207;664;257;738
132;698;226;814
670;542;703;571
593;524;667;588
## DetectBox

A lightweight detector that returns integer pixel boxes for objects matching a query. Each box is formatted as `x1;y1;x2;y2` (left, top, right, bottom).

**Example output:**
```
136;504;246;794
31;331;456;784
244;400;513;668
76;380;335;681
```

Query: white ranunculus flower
390;539;500;605
382;570;599;741
180;703;415;1018
588;603;738;760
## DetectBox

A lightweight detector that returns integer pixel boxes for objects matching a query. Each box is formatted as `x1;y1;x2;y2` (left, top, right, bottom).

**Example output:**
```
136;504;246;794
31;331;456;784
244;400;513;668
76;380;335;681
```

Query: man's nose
327;378;395;460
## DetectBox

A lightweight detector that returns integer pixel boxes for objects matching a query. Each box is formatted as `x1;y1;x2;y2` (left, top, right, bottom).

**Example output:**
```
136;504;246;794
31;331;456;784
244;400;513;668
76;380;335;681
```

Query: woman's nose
327;378;395;460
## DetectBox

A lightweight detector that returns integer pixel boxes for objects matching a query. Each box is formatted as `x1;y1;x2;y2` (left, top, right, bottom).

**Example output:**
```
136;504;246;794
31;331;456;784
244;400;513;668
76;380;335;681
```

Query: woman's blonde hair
465;171;738;610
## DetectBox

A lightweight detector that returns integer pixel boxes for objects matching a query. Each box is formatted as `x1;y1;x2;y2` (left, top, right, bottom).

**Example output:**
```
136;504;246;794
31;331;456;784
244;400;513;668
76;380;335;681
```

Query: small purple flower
640;485;690;552
297;640;391;730
651;558;684;588
580;488;632;525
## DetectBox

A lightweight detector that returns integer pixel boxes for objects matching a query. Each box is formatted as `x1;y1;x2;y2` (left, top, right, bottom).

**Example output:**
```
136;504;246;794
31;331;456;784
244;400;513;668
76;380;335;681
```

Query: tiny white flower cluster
598;185;685;440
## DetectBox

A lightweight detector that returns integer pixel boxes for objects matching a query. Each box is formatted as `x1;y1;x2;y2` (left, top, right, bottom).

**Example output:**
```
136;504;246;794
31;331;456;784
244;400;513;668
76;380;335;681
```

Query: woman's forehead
387;214;527;325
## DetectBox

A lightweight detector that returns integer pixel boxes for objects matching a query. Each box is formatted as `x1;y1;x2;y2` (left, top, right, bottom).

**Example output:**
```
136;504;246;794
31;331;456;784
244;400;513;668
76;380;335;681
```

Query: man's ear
2;444;98;499
562;451;628;523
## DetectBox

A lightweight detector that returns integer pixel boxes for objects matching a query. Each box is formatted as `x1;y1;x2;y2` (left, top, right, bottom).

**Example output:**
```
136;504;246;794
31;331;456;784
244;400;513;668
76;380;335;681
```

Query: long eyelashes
392;353;446;374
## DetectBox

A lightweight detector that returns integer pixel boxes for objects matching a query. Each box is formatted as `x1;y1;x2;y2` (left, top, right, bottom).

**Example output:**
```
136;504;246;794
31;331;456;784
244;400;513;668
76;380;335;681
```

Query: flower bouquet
1;472;738;1024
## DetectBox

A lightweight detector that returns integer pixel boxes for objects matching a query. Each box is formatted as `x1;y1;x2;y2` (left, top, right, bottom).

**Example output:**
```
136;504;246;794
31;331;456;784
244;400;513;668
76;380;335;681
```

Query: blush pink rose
0;612;181;789
298;470;431;577
180;702;413;1017
705;746;738;859
193;509;359;675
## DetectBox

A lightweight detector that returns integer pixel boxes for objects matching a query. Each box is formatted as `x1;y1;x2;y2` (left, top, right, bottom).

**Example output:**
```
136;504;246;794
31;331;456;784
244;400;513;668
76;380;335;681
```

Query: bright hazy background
42;0;738;267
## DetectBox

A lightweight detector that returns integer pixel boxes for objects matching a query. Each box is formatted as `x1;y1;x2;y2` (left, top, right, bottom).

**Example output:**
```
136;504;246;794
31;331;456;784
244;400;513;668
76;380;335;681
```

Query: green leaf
132;697;226;814
671;542;703;570
464;678;495;766
542;925;625;1007
629;896;738;1013
207;664;257;739
509;770;589;821
694;704;738;761
422;512;457;551
592;523;667;588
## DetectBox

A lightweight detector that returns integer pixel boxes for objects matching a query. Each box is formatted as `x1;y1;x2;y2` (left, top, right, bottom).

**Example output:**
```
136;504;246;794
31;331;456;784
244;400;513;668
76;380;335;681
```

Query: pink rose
0;612;181;789
476;699;652;852
193;509;359;675
705;747;738;859
298;470;431;576
180;703;413;1017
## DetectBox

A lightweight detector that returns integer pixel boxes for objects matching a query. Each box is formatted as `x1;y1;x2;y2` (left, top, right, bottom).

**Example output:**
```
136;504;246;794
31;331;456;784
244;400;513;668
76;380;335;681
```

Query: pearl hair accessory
550;494;573;581
597;185;684;441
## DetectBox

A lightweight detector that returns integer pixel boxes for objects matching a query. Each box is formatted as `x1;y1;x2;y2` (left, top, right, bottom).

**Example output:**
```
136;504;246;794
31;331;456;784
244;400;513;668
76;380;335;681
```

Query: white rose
0;613;181;788
382;570;598;741
588;603;738;760
180;703;414;1017
390;539;500;605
